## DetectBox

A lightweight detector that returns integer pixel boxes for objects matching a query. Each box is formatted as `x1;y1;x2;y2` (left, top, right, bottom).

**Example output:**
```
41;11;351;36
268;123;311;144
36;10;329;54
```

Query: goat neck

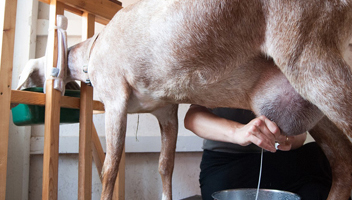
66;37;95;84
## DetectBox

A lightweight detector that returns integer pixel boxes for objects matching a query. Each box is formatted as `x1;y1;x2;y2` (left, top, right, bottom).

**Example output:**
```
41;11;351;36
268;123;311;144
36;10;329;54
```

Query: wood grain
42;1;64;199
11;90;105;112
38;0;122;24
78;82;93;200
0;0;17;199
78;12;95;200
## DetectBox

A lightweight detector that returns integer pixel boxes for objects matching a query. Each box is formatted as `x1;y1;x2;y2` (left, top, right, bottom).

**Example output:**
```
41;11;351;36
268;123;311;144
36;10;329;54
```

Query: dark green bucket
11;87;81;126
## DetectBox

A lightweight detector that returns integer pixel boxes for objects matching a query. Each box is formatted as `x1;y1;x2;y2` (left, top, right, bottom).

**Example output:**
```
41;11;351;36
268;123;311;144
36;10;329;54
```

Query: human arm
184;105;306;152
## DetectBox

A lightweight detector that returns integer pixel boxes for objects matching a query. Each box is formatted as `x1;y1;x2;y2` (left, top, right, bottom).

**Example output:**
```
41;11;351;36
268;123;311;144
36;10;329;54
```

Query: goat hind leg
276;52;352;137
152;104;179;200
309;116;352;200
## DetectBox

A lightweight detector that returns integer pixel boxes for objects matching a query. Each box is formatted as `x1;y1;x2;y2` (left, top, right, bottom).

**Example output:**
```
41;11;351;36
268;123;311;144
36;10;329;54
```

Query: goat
18;0;352;199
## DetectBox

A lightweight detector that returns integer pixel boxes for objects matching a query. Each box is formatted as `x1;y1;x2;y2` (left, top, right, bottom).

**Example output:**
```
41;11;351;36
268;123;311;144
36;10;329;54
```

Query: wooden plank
78;83;93;200
78;12;95;200
42;81;62;200
11;90;46;106
42;1;64;200
82;12;95;40
95;16;112;26
61;95;80;109
61;0;122;22
0;0;17;199
39;0;51;4
11;90;105;111
64;4;83;16
92;101;105;113
38;0;122;22
113;147;125;200
91;125;105;182
64;4;113;26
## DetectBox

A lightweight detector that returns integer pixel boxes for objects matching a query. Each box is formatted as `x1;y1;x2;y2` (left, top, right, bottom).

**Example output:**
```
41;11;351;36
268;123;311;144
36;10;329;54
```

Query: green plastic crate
11;87;81;126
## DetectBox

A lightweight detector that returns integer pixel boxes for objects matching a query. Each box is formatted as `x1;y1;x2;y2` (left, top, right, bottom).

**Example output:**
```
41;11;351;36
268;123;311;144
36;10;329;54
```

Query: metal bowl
212;188;301;200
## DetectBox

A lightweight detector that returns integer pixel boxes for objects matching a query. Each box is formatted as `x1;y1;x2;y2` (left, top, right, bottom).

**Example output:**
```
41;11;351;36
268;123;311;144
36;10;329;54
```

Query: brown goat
18;0;352;199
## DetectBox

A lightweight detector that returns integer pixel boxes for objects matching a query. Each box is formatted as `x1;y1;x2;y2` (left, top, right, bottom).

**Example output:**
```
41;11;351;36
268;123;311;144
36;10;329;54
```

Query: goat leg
309;116;352;200
152;104;179;200
101;100;129;200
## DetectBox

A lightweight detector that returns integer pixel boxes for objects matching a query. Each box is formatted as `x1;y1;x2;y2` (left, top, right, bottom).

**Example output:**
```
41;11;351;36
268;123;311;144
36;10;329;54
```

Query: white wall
28;153;201;200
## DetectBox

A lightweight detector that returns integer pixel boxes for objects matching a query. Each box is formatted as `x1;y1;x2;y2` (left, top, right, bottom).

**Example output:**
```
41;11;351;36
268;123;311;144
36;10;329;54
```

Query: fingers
245;116;280;152
249;133;276;152
256;116;295;152
236;115;297;153
261;116;281;137
276;136;293;151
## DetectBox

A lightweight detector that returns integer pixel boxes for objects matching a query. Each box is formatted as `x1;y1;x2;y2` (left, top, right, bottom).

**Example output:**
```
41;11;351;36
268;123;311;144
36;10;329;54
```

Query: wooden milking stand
0;0;125;199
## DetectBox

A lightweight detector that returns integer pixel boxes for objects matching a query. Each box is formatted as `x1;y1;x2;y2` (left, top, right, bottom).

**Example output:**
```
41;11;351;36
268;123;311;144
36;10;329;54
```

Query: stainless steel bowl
212;188;301;200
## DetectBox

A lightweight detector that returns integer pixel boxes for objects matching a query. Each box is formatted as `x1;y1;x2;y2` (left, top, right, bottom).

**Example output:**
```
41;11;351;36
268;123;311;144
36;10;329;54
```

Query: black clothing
199;108;332;200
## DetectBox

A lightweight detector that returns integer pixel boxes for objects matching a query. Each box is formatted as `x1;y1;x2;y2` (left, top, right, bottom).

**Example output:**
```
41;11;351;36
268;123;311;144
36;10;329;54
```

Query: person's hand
275;134;294;151
232;115;281;152
184;106;306;152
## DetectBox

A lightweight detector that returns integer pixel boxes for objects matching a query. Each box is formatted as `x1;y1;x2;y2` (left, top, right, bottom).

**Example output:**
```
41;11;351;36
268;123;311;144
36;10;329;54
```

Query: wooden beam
39;0;51;4
11;90;105;112
113;146;125;200
42;1;64;200
78;12;95;200
91;125;105;182
63;4;83;17
61;0;122;24
42;81;62;200
38;0;122;22
81;12;95;40
0;0;17;199
11;90;46;106
64;4;111;25
78;82;93;200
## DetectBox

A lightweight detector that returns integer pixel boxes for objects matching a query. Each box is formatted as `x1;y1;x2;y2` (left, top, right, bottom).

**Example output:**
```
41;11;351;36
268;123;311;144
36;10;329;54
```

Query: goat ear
16;59;39;90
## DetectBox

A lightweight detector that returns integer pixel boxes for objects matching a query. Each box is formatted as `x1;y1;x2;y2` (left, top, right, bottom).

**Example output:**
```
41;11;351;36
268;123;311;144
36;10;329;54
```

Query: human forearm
184;105;280;152
184;105;241;143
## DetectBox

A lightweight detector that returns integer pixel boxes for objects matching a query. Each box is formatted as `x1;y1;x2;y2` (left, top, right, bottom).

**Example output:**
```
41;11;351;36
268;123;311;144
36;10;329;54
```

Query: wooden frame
0;0;124;199
0;0;18;200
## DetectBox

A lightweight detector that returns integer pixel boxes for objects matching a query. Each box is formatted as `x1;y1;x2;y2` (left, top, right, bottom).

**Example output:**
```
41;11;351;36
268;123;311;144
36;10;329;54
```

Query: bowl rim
211;188;301;199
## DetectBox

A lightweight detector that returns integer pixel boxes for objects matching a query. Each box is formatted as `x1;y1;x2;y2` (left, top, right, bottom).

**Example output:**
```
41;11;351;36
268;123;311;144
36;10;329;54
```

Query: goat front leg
101;101;128;200
152;104;179;200
309;116;352;200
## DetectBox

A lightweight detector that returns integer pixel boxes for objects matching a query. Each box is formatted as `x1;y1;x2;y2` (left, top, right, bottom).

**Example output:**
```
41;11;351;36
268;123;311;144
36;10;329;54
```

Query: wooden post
113;147;125;200
78;82;94;200
0;0;17;199
80;11;126;199
91;125;105;181
78;11;95;200
42;1;64;200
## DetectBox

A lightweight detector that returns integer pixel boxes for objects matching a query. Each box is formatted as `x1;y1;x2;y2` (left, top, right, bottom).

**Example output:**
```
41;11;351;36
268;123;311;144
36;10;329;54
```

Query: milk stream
255;148;264;200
